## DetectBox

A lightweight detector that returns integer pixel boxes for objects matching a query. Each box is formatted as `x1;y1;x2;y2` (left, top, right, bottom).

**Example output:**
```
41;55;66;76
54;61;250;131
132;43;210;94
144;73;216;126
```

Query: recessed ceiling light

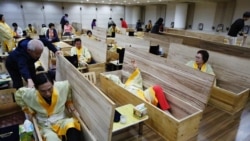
102;1;104;3
137;1;140;3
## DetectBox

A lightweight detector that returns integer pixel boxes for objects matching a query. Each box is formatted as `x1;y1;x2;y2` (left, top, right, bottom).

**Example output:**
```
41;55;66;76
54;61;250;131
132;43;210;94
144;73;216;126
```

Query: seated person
71;38;91;66
86;30;97;40
186;50;215;75
105;60;171;113
40;24;48;37
12;22;23;38
107;24;120;37
26;24;37;34
63;21;73;36
15;71;81;141
46;23;59;43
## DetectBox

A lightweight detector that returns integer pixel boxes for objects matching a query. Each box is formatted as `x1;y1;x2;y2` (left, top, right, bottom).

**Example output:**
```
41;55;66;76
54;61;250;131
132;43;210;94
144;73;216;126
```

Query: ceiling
46;0;233;5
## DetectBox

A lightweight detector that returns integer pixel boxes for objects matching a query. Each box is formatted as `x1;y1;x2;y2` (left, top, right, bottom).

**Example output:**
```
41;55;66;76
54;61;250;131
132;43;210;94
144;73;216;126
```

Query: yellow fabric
0;22;15;52
193;62;207;72
26;26;36;34
186;61;215;75
71;46;91;64
15;81;81;139
144;87;158;106
37;88;58;116
51;118;81;136
125;68;143;89
76;47;83;60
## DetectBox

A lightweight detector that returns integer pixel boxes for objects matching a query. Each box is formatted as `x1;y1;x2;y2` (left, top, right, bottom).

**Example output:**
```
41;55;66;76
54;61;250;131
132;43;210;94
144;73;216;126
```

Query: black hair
197;50;209;63
65;14;68;17
120;18;123;21
65;21;69;24
42;24;46;27
112;23;116;27
12;23;18;27
34;72;54;89
87;30;92;35
48;23;55;28
0;14;3;21
109;17;112;20
156;18;163;25
28;24;32;26
243;11;250;18
74;38;81;43
92;19;96;22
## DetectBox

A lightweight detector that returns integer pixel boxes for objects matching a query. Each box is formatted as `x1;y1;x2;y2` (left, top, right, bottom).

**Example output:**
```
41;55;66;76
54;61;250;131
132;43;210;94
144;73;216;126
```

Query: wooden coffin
56;55;115;141
80;36;107;78
167;43;250;114
100;51;214;141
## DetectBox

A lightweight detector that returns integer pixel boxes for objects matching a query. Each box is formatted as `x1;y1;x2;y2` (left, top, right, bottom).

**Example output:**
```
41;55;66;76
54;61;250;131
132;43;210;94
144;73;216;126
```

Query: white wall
0;0;126;31
165;3;176;28
125;6;141;28
145;6;157;25
233;0;250;25
193;2;217;31
174;3;188;29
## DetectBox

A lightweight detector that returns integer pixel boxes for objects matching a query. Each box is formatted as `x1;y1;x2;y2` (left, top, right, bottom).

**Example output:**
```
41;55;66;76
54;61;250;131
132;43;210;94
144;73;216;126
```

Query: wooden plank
81;36;107;63
92;27;107;41
56;55;115;141
39;47;49;71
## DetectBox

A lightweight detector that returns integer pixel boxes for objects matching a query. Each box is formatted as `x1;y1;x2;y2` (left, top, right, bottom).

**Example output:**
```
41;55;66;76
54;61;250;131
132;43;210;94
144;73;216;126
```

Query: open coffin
100;50;214;141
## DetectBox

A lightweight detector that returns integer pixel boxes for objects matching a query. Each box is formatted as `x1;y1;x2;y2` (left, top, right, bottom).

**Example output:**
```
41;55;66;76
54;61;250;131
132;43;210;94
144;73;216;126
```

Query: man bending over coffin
105;60;171;114
15;70;81;141
186;50;215;75
5;38;61;89
71;38;91;66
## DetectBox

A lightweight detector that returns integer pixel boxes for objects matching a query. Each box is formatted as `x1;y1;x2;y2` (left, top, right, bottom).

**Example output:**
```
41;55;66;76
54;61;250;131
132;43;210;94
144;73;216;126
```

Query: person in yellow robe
86;30;97;40
186;50;215;75
0;14;15;52
15;71;81;141
70;38;91;65
107;24;121;37
26;24;37;34
105;60;171;112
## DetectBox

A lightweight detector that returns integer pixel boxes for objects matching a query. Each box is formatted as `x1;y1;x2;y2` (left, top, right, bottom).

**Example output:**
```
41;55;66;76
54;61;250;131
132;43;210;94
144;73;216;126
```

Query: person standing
60;14;68;33
91;19;96;30
120;18;128;28
12;23;23;38
136;19;142;31
228;11;250;45
5;38;60;89
0;14;15;52
108;17;115;28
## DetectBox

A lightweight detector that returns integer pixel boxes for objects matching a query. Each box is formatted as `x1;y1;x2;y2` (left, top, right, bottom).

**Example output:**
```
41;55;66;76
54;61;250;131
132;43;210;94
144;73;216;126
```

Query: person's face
195;53;204;65
50;26;54;29
66;22;69;26
87;32;92;37
75;41;82;48
27;48;43;60
37;81;53;99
